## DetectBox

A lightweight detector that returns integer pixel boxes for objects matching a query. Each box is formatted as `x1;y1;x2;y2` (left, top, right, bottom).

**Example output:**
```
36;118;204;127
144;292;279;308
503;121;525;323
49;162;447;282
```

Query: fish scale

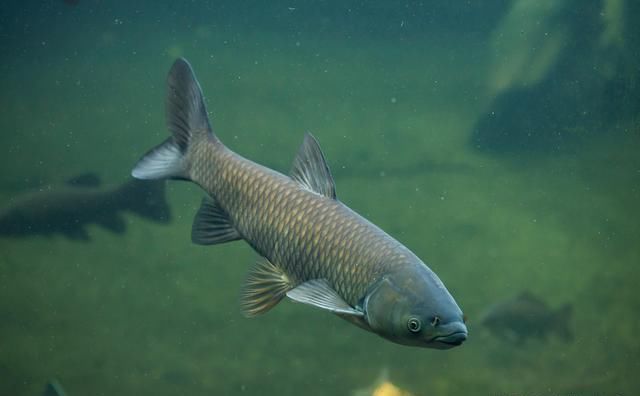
189;144;402;306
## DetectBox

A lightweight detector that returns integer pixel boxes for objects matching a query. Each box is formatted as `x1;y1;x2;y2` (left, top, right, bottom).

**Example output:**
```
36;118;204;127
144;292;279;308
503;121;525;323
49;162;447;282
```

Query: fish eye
407;317;422;333
430;316;440;327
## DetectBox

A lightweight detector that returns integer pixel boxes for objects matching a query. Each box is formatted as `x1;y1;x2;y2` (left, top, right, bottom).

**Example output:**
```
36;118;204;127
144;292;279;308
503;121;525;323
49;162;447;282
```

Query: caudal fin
132;58;218;181
119;179;172;223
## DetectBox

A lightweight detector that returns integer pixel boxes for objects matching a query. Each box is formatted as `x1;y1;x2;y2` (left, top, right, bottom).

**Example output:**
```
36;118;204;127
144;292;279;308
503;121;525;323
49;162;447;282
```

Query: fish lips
429;323;468;349
433;331;467;346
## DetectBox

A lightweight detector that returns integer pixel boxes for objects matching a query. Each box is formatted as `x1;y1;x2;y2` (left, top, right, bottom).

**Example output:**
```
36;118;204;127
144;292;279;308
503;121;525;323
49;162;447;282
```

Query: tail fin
119;179;172;223
553;303;573;342
132;58;218;181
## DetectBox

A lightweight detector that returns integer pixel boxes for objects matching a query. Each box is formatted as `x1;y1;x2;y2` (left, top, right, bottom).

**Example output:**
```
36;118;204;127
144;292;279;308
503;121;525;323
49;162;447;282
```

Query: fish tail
118;179;171;223
132;58;221;182
553;303;573;342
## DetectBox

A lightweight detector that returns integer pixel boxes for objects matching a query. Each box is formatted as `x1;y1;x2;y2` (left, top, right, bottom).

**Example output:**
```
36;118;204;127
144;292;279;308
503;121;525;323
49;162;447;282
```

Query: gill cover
364;276;407;337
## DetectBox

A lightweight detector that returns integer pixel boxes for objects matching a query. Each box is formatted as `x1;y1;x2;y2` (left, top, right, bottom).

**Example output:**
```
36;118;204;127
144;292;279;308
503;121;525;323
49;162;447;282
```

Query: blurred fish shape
352;369;416;396
0;174;171;241
131;58;467;349
42;379;67;396
479;291;573;344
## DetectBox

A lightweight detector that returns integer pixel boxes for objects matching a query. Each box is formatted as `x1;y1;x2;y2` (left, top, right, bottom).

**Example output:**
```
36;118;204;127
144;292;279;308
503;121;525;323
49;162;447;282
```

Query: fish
479;291;573;344
131;58;467;349
0;174;170;241
42;379;67;396
352;369;416;396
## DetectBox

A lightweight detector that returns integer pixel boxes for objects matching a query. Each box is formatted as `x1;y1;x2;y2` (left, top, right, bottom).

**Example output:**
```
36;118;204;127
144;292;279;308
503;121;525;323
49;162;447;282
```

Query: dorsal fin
290;133;336;199
42;379;67;396
518;291;545;305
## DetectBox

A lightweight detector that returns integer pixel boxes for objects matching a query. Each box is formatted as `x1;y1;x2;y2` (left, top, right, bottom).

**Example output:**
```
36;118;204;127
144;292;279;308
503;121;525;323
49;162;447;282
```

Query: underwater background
1;1;638;395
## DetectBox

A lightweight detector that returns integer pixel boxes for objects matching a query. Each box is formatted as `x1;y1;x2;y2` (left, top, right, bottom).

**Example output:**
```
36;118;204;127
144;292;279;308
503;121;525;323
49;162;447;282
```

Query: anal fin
241;257;291;317
191;196;241;245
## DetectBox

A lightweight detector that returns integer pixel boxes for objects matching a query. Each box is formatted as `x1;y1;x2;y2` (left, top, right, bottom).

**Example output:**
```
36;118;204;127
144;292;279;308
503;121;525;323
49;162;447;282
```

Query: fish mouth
432;331;468;347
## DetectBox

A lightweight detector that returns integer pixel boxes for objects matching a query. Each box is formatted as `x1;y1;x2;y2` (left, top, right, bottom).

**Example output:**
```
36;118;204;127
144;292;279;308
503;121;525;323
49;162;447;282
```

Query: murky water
1;1;638;395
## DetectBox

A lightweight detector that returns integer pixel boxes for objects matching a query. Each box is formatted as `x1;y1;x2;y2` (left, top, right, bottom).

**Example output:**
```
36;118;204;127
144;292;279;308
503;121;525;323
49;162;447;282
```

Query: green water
1;2;638;395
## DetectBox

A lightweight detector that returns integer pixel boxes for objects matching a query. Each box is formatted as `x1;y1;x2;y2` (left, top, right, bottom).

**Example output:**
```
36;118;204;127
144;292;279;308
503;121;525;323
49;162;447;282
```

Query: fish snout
432;321;468;347
436;330;467;346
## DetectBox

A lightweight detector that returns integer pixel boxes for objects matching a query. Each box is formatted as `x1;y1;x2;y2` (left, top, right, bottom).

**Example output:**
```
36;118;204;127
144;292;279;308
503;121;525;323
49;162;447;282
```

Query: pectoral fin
240;257;291;317
286;279;363;316
191;196;241;245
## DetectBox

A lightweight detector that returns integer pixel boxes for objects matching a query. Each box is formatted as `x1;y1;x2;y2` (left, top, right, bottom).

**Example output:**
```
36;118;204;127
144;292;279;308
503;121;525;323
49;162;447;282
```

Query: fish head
363;262;467;349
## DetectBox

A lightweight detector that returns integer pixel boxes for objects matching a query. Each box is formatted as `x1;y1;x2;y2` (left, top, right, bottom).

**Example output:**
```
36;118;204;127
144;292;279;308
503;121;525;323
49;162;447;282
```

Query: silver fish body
132;58;467;349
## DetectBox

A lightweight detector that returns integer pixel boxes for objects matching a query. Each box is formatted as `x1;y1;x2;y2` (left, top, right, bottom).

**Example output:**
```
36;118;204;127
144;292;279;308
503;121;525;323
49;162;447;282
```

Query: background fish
0;174;171;241
479;291;573;344
352;369;416;396
42;380;67;396
131;58;467;349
